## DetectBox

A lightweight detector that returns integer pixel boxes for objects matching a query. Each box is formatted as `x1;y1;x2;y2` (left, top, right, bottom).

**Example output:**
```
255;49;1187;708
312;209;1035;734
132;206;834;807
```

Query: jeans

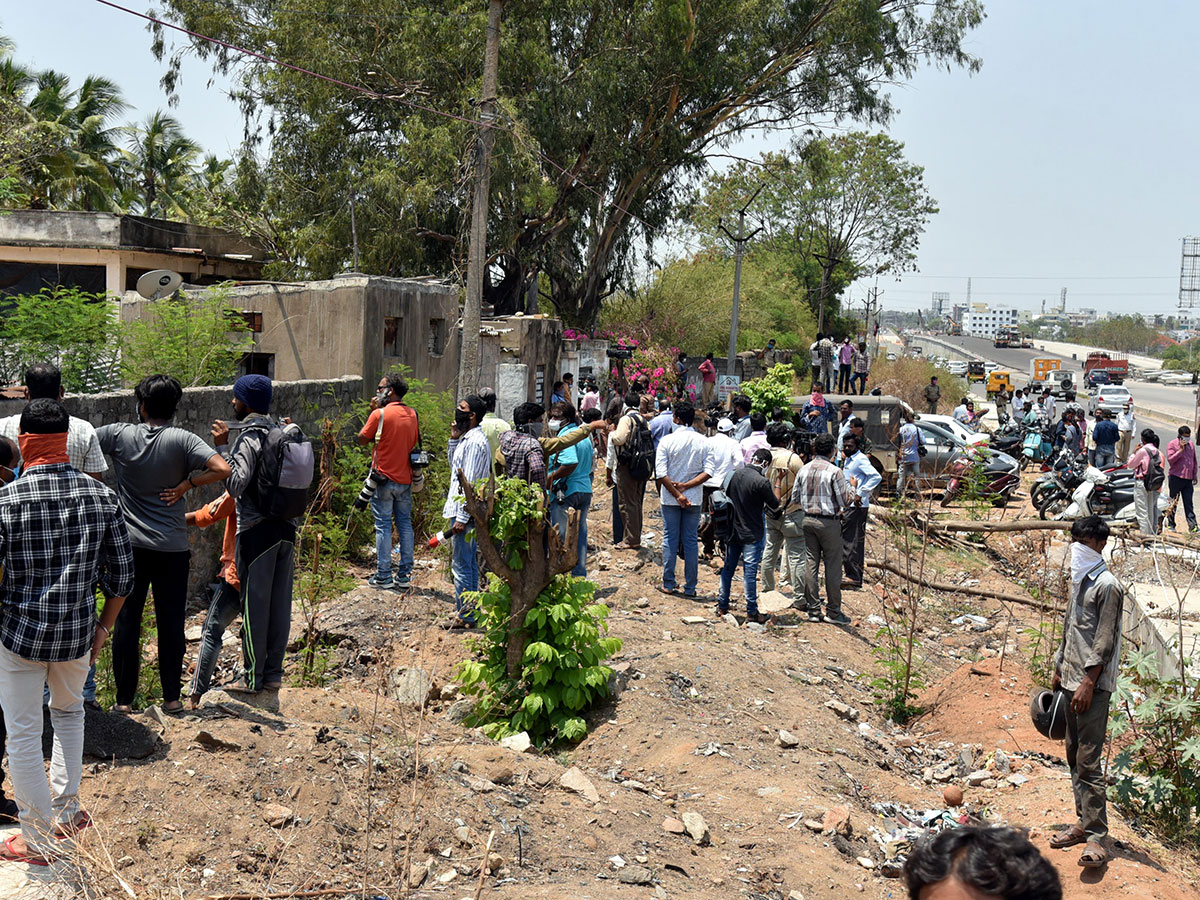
237;519;296;691
112;547;190;706
841;505;868;585
897;461;921;498
189;581;242;699
820;361;835;392
718;536;764;615
1093;449;1116;470
611;483;624;544
661;504;700;595
851;372;867;395
450;529;479;622
0;643;88;857
550;491;592;577
803;515;843;616
837;362;852;392
1169;474;1197;530
1065;687;1111;841
371;480;414;581
761;509;805;592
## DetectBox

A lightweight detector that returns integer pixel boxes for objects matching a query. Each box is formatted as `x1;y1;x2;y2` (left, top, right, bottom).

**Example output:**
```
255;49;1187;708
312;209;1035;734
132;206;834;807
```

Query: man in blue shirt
649;399;675;449
548;402;594;577
841;434;881;589
1091;410;1119;469
898;410;924;499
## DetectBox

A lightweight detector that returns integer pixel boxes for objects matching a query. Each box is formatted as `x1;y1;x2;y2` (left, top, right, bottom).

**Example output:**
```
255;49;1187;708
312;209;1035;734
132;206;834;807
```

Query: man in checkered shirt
0;399;133;864
0;363;106;478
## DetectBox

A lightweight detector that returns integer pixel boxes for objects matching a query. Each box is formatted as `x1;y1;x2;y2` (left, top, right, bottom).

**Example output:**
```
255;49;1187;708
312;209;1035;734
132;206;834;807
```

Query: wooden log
864;558;1052;610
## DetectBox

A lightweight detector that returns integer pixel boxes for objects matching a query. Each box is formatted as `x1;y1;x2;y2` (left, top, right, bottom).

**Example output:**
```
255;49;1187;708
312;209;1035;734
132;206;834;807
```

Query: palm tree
121;111;201;219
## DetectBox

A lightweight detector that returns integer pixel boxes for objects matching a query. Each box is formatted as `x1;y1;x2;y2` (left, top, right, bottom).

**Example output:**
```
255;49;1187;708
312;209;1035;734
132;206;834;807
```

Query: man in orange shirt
185;492;240;709
358;374;420;589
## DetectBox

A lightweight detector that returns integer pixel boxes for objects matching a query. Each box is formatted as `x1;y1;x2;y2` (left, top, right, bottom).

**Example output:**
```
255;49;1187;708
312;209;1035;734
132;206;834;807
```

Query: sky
4;1;1198;318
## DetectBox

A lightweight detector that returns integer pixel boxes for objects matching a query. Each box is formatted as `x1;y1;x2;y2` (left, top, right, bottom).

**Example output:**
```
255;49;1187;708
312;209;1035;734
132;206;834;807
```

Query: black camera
606;347;634;360
353;469;384;510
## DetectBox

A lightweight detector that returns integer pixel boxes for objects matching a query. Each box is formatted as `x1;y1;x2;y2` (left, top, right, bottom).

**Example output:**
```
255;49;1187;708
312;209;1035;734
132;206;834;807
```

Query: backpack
249;421;316;520
617;413;655;481
708;471;736;543
1143;446;1165;493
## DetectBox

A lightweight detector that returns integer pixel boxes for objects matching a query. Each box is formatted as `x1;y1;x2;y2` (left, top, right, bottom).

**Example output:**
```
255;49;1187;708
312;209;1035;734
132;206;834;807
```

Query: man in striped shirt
793;433;851;625
443;395;492;629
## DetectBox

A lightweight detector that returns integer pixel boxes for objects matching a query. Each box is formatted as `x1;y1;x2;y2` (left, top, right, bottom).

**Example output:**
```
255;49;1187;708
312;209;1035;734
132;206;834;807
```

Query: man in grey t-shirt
97;375;230;713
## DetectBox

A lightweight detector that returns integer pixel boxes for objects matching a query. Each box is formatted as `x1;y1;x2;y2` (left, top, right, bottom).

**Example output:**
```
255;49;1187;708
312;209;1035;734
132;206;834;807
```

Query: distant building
0;210;264;298
963;305;1019;338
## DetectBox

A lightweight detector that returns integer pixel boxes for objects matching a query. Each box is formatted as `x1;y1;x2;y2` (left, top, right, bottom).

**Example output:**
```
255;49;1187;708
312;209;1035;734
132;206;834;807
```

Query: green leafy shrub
0;286;121;392
741;363;796;414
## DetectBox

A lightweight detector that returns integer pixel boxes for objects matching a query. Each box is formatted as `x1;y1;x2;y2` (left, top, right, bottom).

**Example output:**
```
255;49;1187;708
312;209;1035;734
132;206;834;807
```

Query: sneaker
1191;525;1199;534
394;574;412;589
367;574;394;588
825;611;853;626
806;612;824;622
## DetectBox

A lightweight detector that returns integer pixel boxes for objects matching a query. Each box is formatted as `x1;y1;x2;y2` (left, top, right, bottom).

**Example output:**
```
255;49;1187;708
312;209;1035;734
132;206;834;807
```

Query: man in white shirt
1011;389;1027;420
700;417;744;558
1116;402;1136;463
1041;389;1057;423
655;401;714;598
0;363;105;478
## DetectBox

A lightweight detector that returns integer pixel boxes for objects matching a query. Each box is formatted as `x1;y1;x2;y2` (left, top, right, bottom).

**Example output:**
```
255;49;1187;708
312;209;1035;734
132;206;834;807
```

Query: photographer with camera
357;374;421;590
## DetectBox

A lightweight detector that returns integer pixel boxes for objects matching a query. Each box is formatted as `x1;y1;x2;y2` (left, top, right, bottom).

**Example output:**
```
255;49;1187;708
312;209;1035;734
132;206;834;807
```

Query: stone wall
0;377;363;608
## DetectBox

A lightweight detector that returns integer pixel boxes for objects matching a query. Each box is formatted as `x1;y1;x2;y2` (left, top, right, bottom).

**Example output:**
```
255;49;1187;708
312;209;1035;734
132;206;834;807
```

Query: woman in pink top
1166;425;1198;532
1129;429;1164;535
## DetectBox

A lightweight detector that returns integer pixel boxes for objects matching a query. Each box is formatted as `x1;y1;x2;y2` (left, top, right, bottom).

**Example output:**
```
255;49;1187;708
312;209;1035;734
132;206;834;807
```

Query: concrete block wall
0;376;363;608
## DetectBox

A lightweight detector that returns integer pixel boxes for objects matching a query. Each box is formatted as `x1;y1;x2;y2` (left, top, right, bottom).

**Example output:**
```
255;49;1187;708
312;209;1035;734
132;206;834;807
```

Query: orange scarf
18;433;69;469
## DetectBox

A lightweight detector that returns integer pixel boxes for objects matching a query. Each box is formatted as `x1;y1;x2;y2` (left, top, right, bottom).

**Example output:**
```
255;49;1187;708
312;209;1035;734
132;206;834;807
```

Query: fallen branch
201;889;363;900
865;558;1052;609
871;508;1135;535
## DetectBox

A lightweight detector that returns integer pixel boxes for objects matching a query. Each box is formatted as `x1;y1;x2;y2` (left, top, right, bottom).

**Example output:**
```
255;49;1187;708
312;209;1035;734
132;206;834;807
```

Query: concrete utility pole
458;0;504;396
717;185;763;376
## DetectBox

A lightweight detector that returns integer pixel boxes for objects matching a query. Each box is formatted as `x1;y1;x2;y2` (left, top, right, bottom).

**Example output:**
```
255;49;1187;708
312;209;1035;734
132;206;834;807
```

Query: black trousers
1169;474;1197;529
113;547;191;706
841;506;868;586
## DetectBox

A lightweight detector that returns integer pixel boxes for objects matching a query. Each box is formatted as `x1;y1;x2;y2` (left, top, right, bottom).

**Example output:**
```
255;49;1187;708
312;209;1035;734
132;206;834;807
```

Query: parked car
947;360;968;376
1087;385;1133;415
918;413;989;447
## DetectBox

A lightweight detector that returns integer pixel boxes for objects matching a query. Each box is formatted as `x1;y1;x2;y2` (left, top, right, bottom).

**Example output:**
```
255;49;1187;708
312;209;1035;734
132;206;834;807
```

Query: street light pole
718;185;764;376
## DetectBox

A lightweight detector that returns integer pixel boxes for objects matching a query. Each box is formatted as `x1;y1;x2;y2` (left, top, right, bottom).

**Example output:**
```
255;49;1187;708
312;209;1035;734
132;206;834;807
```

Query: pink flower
653;367;665;377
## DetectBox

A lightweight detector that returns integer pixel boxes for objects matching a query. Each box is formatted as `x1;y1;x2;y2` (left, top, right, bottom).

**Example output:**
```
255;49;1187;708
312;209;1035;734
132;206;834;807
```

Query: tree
689;133;938;329
120;111;202;219
0;287;121;392
150;1;982;325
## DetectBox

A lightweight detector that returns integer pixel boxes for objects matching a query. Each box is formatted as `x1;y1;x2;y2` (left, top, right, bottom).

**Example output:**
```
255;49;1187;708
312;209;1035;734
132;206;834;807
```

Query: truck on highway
1083;351;1129;386
1018;333;1034;349
993;328;1015;348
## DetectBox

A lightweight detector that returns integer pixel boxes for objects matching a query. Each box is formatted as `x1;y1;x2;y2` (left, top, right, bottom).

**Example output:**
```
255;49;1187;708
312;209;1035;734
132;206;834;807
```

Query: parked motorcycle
1057;465;1170;522
941;453;1020;508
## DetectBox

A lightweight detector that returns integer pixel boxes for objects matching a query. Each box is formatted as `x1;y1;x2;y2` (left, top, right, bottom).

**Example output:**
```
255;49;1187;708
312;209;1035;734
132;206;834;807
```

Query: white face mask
548;419;563;432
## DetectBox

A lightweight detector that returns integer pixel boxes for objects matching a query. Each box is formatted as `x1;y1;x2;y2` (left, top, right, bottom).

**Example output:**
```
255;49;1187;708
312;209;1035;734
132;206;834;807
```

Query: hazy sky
5;1;1197;317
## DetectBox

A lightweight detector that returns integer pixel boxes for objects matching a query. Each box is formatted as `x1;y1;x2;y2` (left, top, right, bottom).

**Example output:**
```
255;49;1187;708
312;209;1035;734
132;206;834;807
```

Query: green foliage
870;624;925;724
150;0;981;326
120;284;254;387
1063;315;1159;354
741;364;796;415
1023;619;1063;689
1108;646;1200;849
0;286;121;391
292;520;356;687
458;573;621;747
91;592;160;710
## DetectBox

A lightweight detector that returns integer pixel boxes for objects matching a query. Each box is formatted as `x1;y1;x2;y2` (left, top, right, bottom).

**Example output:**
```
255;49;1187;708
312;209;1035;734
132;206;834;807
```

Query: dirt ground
14;480;1200;899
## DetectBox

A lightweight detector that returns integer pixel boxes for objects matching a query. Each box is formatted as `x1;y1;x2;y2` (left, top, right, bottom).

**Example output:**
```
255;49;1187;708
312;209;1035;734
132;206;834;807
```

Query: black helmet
1030;688;1068;741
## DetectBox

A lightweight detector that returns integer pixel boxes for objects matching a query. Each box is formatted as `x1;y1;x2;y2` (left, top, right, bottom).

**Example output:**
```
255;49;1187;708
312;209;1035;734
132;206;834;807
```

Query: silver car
1087;385;1132;415
914;421;1019;489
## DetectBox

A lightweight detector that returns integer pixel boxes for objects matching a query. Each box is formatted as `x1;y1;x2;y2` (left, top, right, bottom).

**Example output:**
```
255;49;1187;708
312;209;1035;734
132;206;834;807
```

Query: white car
1087;385;1133;415
947;361;968;376
919;413;989;447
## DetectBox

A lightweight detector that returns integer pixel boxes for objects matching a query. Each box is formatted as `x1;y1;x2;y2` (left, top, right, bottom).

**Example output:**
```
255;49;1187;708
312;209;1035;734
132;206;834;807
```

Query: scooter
1058;466;1169;522
1020;428;1055;472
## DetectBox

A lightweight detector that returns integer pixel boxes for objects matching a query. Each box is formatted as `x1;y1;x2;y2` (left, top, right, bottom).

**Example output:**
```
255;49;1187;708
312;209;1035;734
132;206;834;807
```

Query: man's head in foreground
903;826;1061;900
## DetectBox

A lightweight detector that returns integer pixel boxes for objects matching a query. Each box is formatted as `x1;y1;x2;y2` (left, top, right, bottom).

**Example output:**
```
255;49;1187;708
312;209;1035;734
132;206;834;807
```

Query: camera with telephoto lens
354;469;384;510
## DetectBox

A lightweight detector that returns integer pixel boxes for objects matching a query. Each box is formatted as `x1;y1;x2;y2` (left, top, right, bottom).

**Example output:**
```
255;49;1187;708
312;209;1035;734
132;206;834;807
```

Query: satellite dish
136;269;183;300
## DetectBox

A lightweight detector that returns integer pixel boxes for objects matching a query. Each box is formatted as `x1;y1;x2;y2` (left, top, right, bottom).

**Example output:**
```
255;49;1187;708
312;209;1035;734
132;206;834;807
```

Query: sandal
1050;825;1087;849
54;810;92;839
1078;840;1108;868
655;585;678;597
162;701;185;715
111;704;133;715
0;834;49;866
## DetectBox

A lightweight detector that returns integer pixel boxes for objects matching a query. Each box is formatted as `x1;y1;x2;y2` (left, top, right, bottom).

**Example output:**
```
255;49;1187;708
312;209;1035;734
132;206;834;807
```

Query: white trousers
0;643;88;856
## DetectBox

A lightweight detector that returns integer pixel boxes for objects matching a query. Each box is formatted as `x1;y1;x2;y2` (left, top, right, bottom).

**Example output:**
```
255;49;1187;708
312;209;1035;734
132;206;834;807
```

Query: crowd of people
0;364;303;865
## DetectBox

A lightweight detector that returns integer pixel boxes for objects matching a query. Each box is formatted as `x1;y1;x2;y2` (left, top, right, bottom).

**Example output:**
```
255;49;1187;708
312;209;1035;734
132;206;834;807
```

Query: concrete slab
1126;579;1200;681
0;825;74;897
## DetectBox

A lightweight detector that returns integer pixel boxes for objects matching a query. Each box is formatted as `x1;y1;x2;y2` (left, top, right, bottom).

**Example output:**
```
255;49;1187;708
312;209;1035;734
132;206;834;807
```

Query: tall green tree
120;111;202;218
151;0;983;326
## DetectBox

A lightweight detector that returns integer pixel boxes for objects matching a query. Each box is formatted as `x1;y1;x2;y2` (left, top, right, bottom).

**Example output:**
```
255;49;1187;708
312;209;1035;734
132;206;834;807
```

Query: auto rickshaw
985;370;1012;401
967;361;986;383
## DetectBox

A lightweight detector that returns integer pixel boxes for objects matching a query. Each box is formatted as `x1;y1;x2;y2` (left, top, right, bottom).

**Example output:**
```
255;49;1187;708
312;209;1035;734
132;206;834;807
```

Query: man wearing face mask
357;374;420;589
442;395;492;628
1050;515;1124;870
494;402;604;483
1166;425;1198;533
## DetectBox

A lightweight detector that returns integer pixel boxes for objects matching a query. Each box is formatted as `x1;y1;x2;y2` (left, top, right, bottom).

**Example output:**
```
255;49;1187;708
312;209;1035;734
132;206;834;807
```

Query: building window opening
428;318;447;356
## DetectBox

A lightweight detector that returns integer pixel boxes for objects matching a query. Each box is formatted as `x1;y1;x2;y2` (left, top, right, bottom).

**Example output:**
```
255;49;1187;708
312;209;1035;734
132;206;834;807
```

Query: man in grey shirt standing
1050;515;1124;869
98;375;230;713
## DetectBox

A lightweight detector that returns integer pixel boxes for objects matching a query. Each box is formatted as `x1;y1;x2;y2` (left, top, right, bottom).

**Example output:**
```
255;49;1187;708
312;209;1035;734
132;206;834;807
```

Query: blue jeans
550;492;592;578
450;529;478;622
371;480;413;580
718;535;764;615
189;581;242;699
661;504;700;595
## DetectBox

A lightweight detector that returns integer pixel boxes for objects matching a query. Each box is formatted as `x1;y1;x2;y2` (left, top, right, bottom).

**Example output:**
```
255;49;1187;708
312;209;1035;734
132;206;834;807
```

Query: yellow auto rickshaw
985;370;1012;400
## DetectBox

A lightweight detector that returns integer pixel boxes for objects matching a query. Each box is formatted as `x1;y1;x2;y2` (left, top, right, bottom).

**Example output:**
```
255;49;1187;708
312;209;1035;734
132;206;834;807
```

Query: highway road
911;332;1199;423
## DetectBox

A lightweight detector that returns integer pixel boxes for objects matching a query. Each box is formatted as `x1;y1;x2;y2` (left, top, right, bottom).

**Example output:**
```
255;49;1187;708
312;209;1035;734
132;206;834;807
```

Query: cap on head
716;418;734;433
233;374;273;413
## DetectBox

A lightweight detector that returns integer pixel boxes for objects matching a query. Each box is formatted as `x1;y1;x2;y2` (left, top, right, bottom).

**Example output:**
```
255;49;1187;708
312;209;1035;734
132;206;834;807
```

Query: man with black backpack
1130;428;1165;536
611;391;655;550
213;374;314;694
716;448;778;622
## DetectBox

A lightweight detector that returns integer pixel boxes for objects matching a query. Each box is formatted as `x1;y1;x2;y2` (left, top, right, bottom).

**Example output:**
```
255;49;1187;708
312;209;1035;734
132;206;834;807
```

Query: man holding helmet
1047;515;1124;869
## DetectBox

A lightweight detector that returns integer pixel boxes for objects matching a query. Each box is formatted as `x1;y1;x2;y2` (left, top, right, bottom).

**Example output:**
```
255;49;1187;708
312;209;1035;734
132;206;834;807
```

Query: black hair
840;399;854;410
732;395;752;415
1142;428;1159;446
551;400;578;424
582;407;602;424
749;412;767;431
813;433;835;457
562;372;573;382
814;332;822;340
463;394;487;425
24;363;61;400
385;373;410;401
674;400;696;427
552;380;565;393
1071;515;1111;544
512;402;545;427
842;434;859;454
1181;425;1192;437
626;392;642;411
751;448;773;466
135;374;184;420
848;416;864;429
705;352;714;360
771;406;787;422
765;422;791;448
903;826;1062;900
477;386;496;410
704;414;718;430
0;437;16;467
20;398;69;435
678;351;687;360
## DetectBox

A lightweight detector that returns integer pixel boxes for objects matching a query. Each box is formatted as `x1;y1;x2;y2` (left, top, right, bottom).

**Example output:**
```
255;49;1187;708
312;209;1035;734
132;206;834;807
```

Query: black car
1084;370;1111;389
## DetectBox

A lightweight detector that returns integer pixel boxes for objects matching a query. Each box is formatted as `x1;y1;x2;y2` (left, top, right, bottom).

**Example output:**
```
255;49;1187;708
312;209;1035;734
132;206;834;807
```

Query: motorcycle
941;453;1020;508
1030;449;1079;510
1057;465;1170;522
